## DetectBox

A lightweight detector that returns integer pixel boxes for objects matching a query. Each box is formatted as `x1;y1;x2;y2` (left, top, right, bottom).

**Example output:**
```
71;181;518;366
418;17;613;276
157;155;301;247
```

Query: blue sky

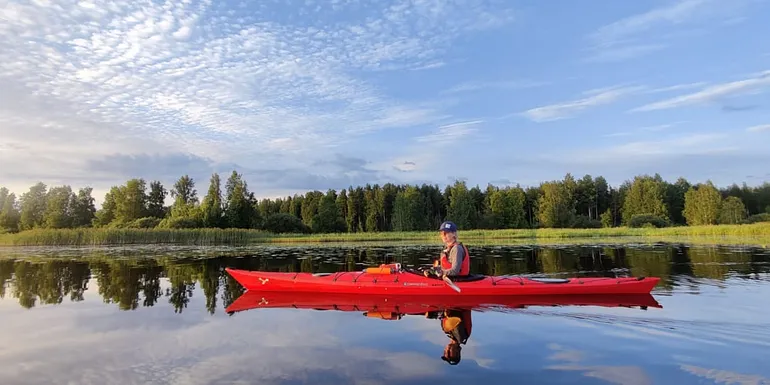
1;0;769;203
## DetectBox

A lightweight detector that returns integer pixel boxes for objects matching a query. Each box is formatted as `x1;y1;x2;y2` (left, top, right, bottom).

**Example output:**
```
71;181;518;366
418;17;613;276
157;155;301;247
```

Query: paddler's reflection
425;308;472;365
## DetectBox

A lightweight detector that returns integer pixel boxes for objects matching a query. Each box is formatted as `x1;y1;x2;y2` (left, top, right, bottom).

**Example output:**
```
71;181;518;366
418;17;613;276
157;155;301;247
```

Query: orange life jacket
441;309;472;344
439;242;470;276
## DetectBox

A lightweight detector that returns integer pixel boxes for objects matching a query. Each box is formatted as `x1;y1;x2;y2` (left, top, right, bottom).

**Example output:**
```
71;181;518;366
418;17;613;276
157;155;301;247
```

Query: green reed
1;222;769;247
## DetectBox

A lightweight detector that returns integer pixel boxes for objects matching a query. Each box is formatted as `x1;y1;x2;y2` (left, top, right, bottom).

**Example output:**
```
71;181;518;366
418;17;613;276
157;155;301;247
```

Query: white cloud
603;133;731;157
0;0;517;197
415;120;483;143
747;124;770;133
644;82;708;94
639;123;678;132
409;61;446;71
522;86;643;122
556;133;736;167
517;129;770;187
584;0;754;61
393;161;417;172
601;123;678;138
632;70;770;111
583;44;668;63
602;132;633;138
589;0;715;46
443;79;549;94
375;119;482;177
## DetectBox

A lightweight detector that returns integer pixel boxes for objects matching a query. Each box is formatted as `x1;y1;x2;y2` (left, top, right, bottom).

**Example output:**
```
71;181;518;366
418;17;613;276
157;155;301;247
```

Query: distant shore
1;222;768;247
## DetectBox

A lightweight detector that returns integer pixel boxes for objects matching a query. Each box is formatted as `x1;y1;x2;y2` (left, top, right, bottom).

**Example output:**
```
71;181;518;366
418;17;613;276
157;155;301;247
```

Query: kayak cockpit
399;268;487;282
527;277;571;284
437;274;487;282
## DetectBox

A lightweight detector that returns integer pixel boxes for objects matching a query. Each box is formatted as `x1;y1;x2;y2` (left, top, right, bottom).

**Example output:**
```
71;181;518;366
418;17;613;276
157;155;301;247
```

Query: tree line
1;171;769;234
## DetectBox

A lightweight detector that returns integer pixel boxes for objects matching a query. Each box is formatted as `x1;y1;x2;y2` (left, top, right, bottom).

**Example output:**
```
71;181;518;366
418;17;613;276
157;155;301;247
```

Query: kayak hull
225;290;662;316
224;267;660;296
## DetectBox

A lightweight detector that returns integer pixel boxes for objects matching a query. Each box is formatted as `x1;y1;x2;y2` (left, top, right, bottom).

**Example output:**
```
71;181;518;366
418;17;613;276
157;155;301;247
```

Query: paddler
424;221;470;279
425;307;472;365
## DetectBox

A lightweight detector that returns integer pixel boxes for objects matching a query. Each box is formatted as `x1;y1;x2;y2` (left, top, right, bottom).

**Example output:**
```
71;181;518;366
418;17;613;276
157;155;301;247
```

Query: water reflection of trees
0;244;767;313
0;259;12;299
9;260;91;308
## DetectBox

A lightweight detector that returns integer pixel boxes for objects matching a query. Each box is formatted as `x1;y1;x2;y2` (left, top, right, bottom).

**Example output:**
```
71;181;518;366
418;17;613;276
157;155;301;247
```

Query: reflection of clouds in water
545;343;585;363
545;343;652;385
171;348;442;385
597;320;770;350
0;303;444;385
679;364;770;385
521;292;770;351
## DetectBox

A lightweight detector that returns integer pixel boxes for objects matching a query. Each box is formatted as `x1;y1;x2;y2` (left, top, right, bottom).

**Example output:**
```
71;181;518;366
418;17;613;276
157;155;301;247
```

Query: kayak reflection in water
424;221;471;280
425;307;473;365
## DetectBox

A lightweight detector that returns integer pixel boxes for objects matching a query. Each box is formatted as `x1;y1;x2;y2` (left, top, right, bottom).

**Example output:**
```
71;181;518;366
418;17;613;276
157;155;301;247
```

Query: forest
1;171;769;235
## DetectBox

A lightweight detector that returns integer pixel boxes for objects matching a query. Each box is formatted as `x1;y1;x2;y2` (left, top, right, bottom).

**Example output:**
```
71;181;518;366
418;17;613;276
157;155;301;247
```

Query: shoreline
1;222;768;247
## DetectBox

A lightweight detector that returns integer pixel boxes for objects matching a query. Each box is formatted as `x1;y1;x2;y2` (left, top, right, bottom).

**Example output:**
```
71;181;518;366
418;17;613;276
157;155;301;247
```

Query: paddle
443;275;461;293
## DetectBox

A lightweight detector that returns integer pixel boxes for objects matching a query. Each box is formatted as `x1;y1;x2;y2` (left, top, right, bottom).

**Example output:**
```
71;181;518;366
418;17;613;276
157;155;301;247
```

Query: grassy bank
0;222;769;247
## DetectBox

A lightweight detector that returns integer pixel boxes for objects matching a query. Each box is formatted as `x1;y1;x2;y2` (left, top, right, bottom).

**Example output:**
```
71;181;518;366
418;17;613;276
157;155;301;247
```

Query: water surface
1;243;769;385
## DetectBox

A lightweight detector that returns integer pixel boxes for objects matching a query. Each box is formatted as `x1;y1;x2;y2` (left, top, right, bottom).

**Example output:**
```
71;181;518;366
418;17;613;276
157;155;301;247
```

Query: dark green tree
0;192;20;232
43;185;74;229
336;189;348;228
575;174;597;219
146;181;167;218
683;182;722;225
169;175;198;219
537;181;574;228
0;188;8;212
200;173;224;228
488;187;526;229
621;175;669;225
115;179;149;224
70;187;97;227
391;185;427;231
718;196;747;224
19;182;48;230
224;171;255;228
346;186;365;232
665;177;691;225
445;180;476;230
312;190;346;233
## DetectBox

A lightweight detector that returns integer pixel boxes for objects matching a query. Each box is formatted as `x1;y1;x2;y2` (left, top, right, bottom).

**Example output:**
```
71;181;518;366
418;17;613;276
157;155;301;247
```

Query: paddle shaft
443;276;461;293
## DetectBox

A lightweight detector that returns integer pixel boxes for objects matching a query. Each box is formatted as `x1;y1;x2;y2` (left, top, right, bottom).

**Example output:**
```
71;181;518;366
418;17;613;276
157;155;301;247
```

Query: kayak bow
225;264;660;296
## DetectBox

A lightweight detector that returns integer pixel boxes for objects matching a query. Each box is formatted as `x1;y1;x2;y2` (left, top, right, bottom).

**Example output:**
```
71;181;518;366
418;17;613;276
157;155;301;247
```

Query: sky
1;0;769;204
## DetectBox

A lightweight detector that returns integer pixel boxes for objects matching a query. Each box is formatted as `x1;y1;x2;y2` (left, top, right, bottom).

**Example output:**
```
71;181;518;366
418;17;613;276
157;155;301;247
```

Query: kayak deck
225;266;660;295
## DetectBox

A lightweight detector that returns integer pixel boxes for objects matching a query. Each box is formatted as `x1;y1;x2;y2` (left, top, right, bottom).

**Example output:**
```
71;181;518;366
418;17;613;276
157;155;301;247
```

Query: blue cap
439;221;457;232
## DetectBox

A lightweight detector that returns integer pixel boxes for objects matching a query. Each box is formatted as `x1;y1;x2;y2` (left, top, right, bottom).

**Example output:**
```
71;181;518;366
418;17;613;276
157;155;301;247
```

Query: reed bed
0;222;768;247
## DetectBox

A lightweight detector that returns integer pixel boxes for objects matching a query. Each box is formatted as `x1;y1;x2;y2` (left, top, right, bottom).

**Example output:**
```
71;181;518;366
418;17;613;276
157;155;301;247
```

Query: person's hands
424;270;430;277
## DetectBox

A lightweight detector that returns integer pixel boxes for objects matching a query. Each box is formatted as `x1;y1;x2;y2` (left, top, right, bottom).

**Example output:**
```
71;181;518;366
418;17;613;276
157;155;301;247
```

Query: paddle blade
443;276;461;293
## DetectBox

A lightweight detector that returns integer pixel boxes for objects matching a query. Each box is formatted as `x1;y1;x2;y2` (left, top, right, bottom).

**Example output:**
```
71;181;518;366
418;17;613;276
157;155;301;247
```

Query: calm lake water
1;242;769;385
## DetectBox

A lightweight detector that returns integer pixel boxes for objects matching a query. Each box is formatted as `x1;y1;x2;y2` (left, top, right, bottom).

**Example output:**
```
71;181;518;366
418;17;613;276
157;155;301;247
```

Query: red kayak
225;263;660;296
225;290;662;317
